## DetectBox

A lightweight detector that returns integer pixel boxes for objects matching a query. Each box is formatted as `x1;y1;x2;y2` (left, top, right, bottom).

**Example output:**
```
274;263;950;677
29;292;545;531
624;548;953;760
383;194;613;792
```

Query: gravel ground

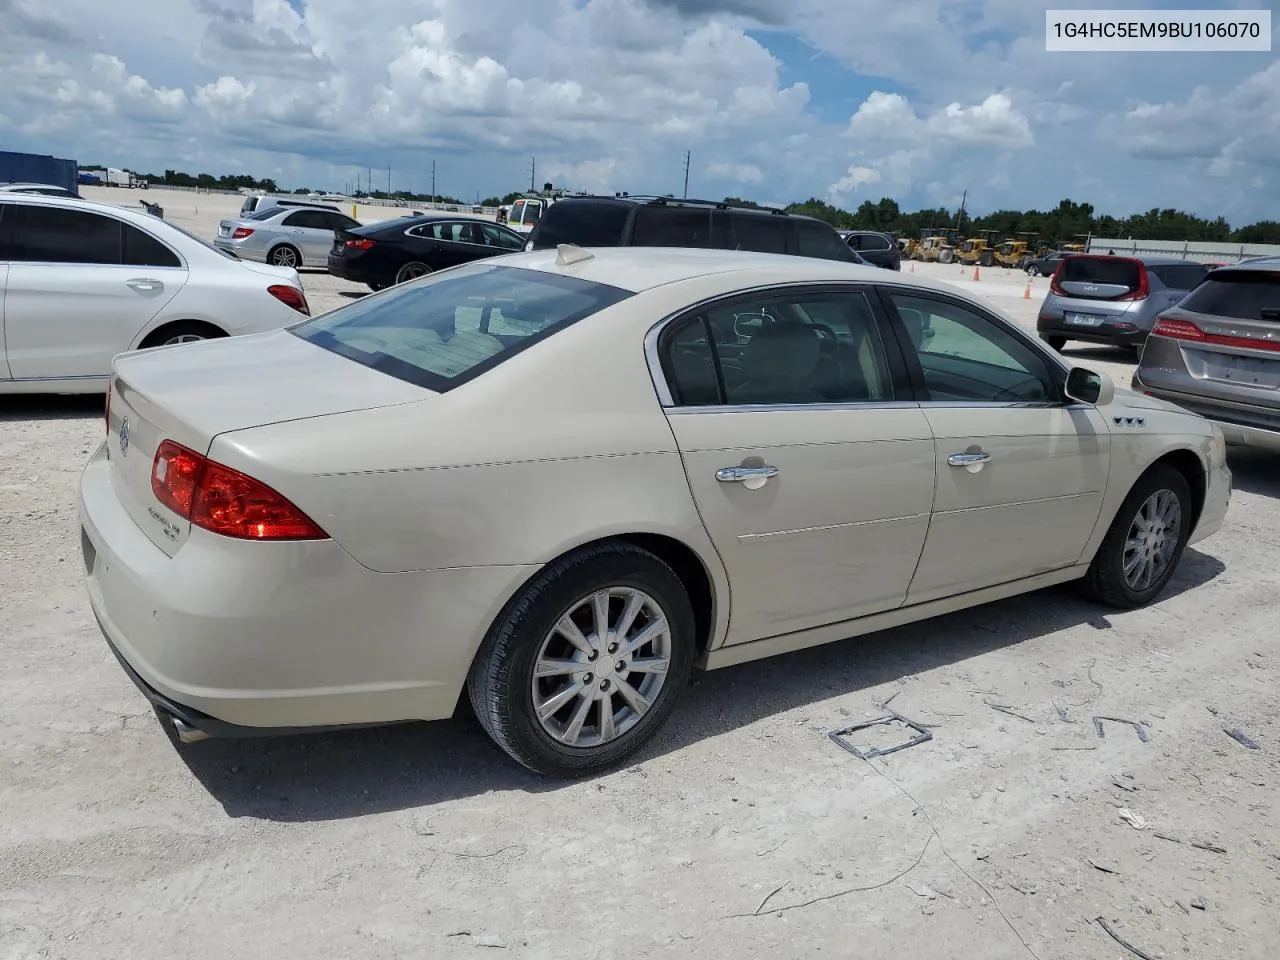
2;200;1278;960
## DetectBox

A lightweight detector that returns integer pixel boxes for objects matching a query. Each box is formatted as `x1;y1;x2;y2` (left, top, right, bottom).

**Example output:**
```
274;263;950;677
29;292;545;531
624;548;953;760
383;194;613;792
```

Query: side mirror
1064;366;1115;406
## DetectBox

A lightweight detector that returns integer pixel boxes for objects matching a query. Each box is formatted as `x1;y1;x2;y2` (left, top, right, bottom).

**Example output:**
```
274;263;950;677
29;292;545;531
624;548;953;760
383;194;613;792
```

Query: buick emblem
119;416;131;459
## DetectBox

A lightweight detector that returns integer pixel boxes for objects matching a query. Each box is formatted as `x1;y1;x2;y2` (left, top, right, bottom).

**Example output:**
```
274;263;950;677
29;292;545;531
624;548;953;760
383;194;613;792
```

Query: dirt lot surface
2;201;1278;959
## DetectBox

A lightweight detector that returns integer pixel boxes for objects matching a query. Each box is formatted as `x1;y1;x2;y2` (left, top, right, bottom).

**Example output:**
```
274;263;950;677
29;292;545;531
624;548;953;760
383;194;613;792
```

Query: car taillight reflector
1153;315;1280;351
151;440;327;541
1048;264;1066;296
231;227;254;239
345;238;375;250
1116;263;1150;301
268;284;310;315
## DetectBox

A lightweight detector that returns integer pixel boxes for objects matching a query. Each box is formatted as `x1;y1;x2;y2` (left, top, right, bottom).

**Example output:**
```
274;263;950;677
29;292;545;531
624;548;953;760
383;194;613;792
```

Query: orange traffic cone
972;265;981;281
1023;278;1032;299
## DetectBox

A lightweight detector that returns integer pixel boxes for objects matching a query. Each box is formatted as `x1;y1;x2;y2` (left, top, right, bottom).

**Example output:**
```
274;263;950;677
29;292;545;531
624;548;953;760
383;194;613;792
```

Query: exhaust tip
169;716;210;744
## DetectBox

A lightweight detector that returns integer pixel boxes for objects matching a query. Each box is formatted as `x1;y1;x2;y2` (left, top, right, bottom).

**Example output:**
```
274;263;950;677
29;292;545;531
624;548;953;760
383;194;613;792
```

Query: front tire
1027;264;1041;277
1083;464;1192;609
467;542;696;777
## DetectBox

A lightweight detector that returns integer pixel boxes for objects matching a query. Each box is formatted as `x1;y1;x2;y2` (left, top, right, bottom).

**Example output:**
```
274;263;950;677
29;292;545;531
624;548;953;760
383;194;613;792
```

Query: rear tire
268;244;301;268
1082;464;1192;609
1027;264;1041;277
467;541;696;777
395;261;432;284
139;321;225;349
1045;336;1066;351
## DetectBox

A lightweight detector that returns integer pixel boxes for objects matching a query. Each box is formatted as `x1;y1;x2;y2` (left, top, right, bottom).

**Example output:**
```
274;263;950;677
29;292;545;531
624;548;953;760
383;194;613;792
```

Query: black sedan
328;215;528;290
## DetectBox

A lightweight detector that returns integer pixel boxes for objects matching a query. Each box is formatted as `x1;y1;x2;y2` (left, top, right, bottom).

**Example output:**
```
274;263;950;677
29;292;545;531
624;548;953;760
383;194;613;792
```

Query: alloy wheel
271;247;299;267
1122;489;1182;591
531;587;672;748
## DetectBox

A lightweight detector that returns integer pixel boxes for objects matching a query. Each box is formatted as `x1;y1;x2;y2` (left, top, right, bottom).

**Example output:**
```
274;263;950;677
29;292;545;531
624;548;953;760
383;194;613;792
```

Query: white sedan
0;194;310;395
80;246;1231;776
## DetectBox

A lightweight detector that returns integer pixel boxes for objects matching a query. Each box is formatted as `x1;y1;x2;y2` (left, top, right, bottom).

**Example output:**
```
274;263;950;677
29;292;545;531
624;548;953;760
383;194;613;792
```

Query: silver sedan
215;206;362;268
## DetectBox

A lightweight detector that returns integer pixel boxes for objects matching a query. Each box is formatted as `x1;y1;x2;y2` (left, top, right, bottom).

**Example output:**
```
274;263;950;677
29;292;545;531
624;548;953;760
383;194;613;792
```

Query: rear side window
632;207;713;247
7;205;122;264
292;263;633;391
850;232;891;251
1149;264;1208;291
1059;256;1142;291
794;220;854;261
528;200;631;250
122;224;181;267
1179;271;1280;321
727;214;786;254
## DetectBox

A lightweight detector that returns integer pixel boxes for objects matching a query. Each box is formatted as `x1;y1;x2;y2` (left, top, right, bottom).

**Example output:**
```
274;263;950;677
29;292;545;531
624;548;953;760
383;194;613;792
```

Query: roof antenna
555;244;594;266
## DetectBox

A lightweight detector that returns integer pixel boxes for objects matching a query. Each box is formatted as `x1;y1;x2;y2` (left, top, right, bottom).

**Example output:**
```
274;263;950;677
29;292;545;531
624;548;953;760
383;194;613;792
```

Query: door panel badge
1113;415;1146;428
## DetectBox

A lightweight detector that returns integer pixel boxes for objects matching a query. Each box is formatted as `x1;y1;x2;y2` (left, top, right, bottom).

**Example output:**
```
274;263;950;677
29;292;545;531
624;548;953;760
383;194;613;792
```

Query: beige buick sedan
81;246;1231;776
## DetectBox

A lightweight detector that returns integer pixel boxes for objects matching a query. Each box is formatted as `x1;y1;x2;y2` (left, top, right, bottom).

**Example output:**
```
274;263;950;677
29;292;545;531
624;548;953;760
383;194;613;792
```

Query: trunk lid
1055;255;1145;301
1163;269;1280;393
107;330;429;555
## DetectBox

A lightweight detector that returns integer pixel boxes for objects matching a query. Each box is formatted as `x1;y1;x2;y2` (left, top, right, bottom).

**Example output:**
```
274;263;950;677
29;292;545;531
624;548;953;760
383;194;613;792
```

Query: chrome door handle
716;465;779;483
126;279;161;291
947;452;991;467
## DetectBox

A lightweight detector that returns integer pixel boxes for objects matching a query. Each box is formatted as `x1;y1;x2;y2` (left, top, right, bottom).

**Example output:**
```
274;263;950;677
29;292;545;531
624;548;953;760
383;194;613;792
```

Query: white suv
0;194;310;395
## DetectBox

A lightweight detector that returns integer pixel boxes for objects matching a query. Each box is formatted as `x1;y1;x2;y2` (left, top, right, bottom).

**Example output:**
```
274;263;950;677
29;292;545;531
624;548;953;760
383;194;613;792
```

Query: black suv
838;230;901;270
525;195;862;264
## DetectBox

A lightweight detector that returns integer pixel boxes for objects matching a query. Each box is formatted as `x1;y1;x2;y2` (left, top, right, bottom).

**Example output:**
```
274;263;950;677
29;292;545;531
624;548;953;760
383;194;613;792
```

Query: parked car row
0;193;309;395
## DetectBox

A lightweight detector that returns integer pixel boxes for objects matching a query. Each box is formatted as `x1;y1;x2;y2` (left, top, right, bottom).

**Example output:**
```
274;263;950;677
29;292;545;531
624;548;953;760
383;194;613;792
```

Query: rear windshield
528;201;631;249
1178;270;1280;322
291;263;633;391
1059;256;1142;291
795;220;856;261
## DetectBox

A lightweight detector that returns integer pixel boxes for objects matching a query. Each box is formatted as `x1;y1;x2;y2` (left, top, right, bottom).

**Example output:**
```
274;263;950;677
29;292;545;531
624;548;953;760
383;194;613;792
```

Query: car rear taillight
345;238;375;251
1116;263;1150;301
268;284;310;315
151;440;327;541
1048;263;1066;296
231;227;254;239
1153;315;1280;352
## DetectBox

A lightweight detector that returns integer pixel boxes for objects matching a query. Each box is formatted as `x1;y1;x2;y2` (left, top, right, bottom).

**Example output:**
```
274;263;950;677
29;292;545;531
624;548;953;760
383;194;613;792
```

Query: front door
657;285;936;644
2;204;185;382
881;289;1111;604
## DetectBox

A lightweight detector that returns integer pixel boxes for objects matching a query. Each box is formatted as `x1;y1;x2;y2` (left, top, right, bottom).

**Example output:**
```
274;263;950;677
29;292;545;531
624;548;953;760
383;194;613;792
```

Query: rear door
882;288;1110;602
656;284;936;643
3;204;186;382
279;209;337;265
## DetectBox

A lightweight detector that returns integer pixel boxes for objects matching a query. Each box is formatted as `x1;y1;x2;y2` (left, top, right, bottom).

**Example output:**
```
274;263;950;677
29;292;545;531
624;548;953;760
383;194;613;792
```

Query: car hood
1109;386;1188;415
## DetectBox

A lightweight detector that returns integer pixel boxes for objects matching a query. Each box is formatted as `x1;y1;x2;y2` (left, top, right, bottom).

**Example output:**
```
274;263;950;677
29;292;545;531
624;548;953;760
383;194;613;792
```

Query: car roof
1216;256;1280;271
498;245;976;297
546;194;825;222
0;182;71;191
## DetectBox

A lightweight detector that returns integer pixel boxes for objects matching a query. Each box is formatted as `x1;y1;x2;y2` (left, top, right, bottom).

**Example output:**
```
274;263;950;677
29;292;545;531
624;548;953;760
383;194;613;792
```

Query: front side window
292;263;633;391
7;205;122;264
794;221;854;261
887;293;1055;403
662;289;894;406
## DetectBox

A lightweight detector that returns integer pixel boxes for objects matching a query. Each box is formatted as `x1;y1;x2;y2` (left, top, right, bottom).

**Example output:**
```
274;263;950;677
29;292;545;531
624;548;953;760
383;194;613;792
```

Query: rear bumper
1134;379;1280;452
214;238;266;263
79;442;534;734
1038;320;1147;346
325;255;383;285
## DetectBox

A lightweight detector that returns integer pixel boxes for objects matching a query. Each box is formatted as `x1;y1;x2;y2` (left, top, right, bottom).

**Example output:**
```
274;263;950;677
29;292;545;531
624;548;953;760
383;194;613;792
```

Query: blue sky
2;0;1277;224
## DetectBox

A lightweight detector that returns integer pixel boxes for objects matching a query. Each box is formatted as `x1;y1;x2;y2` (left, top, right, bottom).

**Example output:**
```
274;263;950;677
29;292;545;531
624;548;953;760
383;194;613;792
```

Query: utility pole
367;166;372;195
682;150;691;199
430;160;436;201
387;163;391;196
529;156;536;192
953;189;967;235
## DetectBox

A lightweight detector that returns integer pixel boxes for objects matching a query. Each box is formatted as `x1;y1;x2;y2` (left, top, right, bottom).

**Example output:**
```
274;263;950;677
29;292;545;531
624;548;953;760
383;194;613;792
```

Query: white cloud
706;162;763;183
829;164;880;195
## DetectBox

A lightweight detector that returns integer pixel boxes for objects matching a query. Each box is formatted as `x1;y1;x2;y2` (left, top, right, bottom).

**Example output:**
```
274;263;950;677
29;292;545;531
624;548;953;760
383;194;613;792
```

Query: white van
239;195;341;217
